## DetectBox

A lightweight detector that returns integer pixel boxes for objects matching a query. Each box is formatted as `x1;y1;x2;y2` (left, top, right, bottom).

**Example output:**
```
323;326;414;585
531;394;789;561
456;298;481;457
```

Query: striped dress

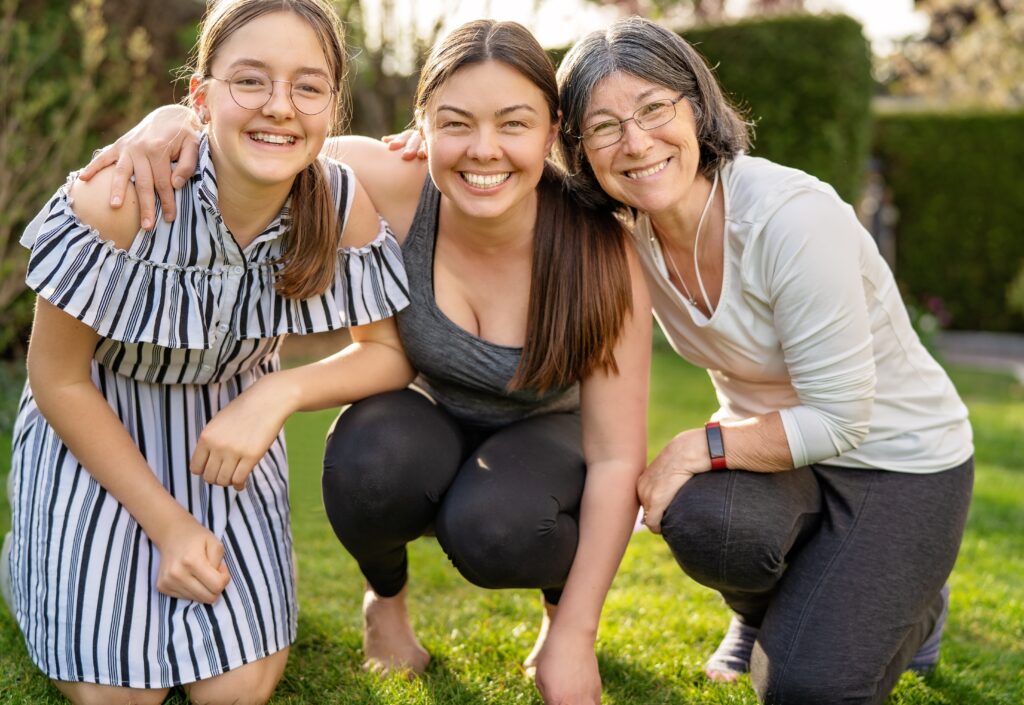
5;137;409;688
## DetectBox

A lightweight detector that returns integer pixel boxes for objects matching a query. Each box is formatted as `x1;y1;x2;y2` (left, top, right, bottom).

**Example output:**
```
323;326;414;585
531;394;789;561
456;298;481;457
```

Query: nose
467;125;501;161
262;80;296;119
619;119;653;157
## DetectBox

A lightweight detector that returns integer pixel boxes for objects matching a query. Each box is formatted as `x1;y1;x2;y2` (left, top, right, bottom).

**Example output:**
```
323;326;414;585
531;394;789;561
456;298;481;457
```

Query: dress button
231;265;244;275
218;323;229;333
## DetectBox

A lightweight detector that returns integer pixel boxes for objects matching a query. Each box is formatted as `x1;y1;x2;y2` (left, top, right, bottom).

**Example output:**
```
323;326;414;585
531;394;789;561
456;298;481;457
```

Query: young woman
556;17;974;705
2;1;411;704
81;20;651;705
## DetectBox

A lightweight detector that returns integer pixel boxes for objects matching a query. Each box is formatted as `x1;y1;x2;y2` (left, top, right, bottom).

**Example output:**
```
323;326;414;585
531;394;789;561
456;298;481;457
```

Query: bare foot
362;584;430;676
523;600;557;678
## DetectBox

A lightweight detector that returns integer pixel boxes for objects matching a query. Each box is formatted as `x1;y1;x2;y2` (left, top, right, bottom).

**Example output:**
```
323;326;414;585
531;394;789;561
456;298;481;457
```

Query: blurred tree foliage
0;0;158;358
336;0;440;137
880;0;1024;108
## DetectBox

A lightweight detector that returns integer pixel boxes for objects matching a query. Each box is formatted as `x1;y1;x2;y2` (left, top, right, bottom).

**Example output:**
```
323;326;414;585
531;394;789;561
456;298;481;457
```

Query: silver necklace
662;170;719;312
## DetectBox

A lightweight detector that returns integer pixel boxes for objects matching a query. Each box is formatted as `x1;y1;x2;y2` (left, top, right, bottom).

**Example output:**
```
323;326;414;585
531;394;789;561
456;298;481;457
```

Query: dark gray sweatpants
661;458;973;705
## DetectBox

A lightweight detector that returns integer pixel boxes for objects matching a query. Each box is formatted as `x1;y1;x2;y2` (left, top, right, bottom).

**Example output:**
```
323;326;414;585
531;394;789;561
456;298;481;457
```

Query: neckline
645;163;732;326
417;179;524;353
194;134;293;256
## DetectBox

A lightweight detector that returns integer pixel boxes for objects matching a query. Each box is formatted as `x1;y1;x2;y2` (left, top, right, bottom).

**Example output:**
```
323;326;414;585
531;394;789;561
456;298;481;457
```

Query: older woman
556;16;973;705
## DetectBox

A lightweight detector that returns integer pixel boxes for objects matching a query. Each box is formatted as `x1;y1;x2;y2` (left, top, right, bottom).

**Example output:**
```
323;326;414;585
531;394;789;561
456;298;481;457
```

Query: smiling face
191;10;335;196
420;60;558;223
582;71;710;220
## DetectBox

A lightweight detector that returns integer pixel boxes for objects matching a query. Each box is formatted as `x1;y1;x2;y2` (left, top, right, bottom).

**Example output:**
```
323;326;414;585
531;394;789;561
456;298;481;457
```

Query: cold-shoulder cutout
340;178;384;249
19;138;409;350
322;135;426;238
67;165;144;251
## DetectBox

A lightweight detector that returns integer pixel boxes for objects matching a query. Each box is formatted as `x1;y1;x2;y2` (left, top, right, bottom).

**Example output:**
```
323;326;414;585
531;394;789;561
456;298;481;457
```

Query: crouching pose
556;17;974;705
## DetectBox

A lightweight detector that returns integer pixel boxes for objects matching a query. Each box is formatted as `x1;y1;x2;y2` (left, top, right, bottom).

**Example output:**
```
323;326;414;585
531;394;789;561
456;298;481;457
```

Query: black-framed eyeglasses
207;69;336;116
578;95;686;150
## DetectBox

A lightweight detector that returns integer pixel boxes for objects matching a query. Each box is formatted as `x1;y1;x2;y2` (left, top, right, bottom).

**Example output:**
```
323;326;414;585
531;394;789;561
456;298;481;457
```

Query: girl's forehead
211;11;332;75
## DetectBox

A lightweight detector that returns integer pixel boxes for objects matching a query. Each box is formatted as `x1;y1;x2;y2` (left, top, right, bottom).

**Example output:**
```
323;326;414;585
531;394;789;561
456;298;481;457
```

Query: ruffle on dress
20;145;409;350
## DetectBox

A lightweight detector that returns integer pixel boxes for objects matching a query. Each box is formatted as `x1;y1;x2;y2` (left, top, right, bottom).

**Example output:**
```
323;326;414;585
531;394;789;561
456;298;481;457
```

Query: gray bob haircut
556;16;751;210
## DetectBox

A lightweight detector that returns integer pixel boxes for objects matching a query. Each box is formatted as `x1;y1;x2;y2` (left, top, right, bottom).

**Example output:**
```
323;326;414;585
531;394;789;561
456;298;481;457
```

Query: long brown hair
192;0;348;300
415;20;632;392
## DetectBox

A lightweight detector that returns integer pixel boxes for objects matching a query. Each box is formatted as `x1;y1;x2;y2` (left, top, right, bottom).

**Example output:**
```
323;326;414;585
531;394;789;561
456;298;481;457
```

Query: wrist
142;498;194;548
704;421;727;471
253;371;302;416
549;619;598;646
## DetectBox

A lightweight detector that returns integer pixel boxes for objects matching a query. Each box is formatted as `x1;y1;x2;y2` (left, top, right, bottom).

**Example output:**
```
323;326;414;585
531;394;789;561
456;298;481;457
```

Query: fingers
129;152;158;230
80;145;119;182
190;444;210;477
643;506;665;534
157;547;229;604
203;456;242;488
151;153;177;223
230;459;257;492
172;133;201;191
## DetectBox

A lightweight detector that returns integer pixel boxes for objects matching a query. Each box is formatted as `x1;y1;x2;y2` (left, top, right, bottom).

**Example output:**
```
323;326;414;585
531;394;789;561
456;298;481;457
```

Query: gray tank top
396;178;580;428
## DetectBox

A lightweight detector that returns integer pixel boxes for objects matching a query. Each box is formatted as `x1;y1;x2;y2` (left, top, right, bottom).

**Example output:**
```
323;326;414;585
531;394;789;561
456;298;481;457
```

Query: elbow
831;396;874;453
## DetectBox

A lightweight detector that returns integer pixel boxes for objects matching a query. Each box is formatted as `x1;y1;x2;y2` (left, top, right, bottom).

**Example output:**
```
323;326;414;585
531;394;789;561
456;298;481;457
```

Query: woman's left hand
381;129;427;160
190;375;294;490
534;630;601;705
637;428;710;533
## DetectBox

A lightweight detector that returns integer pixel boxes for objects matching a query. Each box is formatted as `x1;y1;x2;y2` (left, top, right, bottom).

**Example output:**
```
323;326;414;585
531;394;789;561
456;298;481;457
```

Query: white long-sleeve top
633;155;973;473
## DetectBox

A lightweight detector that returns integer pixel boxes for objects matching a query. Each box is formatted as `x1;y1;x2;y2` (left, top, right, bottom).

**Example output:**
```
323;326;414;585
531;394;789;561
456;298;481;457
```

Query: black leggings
661;459;974;705
322;389;585;604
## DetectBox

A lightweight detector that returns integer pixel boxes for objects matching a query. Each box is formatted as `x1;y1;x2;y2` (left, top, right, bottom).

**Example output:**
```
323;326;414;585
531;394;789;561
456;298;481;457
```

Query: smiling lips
625;158;669;179
249;131;297;145
460;171;511;189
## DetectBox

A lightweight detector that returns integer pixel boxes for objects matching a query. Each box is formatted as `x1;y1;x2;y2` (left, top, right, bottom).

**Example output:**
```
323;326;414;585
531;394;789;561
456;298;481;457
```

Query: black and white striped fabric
6;136;409;688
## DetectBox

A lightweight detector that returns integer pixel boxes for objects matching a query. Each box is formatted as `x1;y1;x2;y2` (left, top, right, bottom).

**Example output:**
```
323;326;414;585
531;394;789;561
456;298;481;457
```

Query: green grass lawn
1;349;1021;704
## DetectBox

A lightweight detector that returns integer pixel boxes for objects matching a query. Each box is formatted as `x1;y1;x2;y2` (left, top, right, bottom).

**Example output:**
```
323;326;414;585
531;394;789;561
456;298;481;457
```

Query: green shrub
875;111;1024;332
0;0;154;358
683;14;873;203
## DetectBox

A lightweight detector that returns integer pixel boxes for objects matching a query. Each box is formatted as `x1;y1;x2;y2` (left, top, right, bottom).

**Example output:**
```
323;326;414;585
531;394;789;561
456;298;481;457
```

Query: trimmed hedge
551;14;873;203
874;112;1024;332
682;14;873;203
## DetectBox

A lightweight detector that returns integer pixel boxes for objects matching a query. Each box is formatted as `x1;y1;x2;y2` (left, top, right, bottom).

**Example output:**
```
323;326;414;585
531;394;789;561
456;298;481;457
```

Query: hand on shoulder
68;165;144;251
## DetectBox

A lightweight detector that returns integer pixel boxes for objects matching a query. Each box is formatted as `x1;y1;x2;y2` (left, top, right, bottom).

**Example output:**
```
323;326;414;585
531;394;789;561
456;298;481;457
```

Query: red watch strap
705;421;727;470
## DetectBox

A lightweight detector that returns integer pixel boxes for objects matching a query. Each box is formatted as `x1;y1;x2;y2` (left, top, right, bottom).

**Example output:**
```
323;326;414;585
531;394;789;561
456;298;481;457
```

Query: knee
661;478;784;593
186;656;285;705
437;500;572;589
57;683;169;705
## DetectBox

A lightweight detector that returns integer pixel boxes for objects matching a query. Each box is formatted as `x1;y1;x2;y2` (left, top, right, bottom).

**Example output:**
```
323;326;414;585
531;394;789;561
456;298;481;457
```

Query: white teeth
626;160;669;179
250;132;295;145
461;172;511;188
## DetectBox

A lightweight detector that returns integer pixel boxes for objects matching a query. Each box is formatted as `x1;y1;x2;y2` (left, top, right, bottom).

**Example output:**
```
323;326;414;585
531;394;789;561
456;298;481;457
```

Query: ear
189;74;209;123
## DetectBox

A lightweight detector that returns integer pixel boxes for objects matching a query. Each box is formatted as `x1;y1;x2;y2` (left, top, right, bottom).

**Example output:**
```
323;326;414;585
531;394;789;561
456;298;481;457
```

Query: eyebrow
224;58;331;78
435;104;539;118
583;87;663;123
